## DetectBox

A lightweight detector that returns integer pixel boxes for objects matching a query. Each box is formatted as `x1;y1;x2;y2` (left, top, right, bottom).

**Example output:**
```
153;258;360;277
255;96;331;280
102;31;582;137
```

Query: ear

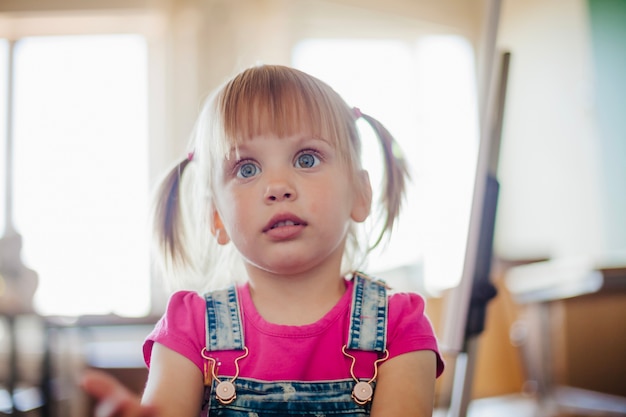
351;170;372;223
210;207;231;245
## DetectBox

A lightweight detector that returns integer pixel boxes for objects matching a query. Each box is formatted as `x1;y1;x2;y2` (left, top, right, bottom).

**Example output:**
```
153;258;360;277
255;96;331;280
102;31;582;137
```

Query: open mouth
263;214;307;233
271;220;301;229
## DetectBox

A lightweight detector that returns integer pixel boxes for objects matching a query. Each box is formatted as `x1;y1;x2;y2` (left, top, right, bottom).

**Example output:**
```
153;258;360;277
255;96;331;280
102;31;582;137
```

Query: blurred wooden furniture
42;314;158;417
505;259;626;416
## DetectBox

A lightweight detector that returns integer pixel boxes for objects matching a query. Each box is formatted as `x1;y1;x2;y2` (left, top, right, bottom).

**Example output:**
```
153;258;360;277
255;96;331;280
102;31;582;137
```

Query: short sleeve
143;290;207;372
387;292;445;377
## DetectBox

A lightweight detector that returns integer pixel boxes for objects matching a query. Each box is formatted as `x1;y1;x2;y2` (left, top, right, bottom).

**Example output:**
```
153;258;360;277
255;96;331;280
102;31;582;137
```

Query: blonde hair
153;65;409;292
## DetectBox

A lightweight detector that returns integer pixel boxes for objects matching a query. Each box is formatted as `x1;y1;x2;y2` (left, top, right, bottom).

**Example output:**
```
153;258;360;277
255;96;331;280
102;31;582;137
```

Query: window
1;34;150;316
293;36;479;295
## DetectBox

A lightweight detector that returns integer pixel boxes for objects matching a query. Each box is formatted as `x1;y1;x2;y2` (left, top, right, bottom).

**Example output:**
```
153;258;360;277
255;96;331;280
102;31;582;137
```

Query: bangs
216;65;359;161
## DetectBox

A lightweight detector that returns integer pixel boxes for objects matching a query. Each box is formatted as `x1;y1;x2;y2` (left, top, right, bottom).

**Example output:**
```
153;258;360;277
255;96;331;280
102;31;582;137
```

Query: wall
494;0;626;401
587;0;626;257
495;0;609;262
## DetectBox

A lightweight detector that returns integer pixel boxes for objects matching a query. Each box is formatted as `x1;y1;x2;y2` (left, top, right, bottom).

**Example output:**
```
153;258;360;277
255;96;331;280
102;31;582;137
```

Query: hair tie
187;151;195;161
353;107;362;119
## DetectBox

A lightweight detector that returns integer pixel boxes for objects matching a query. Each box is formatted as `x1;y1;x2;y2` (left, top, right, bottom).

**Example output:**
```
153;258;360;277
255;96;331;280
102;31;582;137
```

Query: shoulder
388;290;428;315
157;290;207;331
387;290;445;377
387;290;431;337
143;290;207;371
354;272;428;315
353;272;433;345
165;290;206;313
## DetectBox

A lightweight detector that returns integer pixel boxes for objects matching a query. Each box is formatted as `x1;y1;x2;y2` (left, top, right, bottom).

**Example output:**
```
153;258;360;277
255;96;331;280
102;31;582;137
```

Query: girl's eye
295;152;320;169
237;162;260;179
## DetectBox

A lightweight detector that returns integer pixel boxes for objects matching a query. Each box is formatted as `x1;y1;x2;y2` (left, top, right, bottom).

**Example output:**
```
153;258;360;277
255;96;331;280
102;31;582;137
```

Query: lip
263;213;308;233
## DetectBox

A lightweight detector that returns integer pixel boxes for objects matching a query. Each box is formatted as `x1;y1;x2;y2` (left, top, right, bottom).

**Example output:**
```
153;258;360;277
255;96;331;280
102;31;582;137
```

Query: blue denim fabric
205;286;245;351
346;273;388;353
202;273;388;417
205;378;373;416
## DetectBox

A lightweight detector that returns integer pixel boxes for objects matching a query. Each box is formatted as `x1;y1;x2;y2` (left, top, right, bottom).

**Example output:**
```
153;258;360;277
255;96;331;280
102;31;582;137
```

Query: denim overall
201;273;389;417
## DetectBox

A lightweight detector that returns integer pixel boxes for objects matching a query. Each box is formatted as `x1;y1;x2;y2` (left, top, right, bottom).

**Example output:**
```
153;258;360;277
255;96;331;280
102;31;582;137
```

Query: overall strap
204;286;245;351
346;273;388;353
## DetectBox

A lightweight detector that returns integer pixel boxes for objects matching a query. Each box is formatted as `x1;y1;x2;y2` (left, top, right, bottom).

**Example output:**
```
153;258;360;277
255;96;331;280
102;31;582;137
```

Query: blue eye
237;162;260;178
295;152;320;169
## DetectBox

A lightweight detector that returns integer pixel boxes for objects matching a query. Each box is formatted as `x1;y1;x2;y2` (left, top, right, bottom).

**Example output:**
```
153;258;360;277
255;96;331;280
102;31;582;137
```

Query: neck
244;264;347;326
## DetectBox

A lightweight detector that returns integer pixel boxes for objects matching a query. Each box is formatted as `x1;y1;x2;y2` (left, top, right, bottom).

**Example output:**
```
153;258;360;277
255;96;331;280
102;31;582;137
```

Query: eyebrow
227;134;332;156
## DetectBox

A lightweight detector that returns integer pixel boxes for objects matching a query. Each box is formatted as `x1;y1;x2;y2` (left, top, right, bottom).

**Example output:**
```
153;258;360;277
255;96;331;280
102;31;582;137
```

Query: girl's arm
370;350;437;417
82;343;204;417
140;343;206;416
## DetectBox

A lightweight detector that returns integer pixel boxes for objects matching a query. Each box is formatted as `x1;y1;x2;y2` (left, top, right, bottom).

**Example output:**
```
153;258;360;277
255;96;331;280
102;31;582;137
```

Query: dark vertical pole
446;50;510;417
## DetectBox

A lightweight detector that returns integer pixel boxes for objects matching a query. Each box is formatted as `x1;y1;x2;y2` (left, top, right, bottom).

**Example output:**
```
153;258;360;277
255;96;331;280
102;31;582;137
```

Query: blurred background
0;0;624;416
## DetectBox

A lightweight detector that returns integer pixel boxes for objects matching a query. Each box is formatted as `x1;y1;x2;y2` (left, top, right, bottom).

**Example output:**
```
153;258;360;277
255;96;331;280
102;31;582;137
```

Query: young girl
82;64;444;417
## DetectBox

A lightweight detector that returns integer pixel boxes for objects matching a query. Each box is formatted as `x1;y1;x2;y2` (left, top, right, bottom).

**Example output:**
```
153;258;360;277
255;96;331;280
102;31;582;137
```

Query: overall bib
200;273;389;417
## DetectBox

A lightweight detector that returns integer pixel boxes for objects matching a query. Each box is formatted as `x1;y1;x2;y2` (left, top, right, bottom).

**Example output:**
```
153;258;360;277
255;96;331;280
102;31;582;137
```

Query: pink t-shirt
144;278;444;381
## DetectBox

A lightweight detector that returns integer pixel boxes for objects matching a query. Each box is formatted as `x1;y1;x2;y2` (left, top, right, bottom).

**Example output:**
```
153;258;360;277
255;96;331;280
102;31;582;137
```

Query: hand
81;369;158;417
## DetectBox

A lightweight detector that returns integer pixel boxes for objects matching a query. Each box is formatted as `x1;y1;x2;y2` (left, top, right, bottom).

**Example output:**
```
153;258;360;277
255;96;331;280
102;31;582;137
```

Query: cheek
219;192;254;233
309;179;354;218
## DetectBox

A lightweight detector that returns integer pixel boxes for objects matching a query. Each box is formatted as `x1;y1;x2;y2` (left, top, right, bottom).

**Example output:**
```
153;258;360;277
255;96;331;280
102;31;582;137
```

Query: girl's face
211;132;371;278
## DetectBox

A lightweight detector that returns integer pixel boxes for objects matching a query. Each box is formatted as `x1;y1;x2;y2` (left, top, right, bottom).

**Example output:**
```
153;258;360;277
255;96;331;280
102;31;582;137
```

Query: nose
264;180;297;203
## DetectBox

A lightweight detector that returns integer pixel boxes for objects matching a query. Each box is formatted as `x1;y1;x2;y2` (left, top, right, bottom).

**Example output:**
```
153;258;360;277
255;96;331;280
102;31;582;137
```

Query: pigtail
153;157;193;270
359;111;410;249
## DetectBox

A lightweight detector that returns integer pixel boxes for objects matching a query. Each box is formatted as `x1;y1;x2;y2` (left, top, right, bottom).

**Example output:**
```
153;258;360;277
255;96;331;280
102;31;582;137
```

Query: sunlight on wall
6;35;150;316
293;36;479;294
